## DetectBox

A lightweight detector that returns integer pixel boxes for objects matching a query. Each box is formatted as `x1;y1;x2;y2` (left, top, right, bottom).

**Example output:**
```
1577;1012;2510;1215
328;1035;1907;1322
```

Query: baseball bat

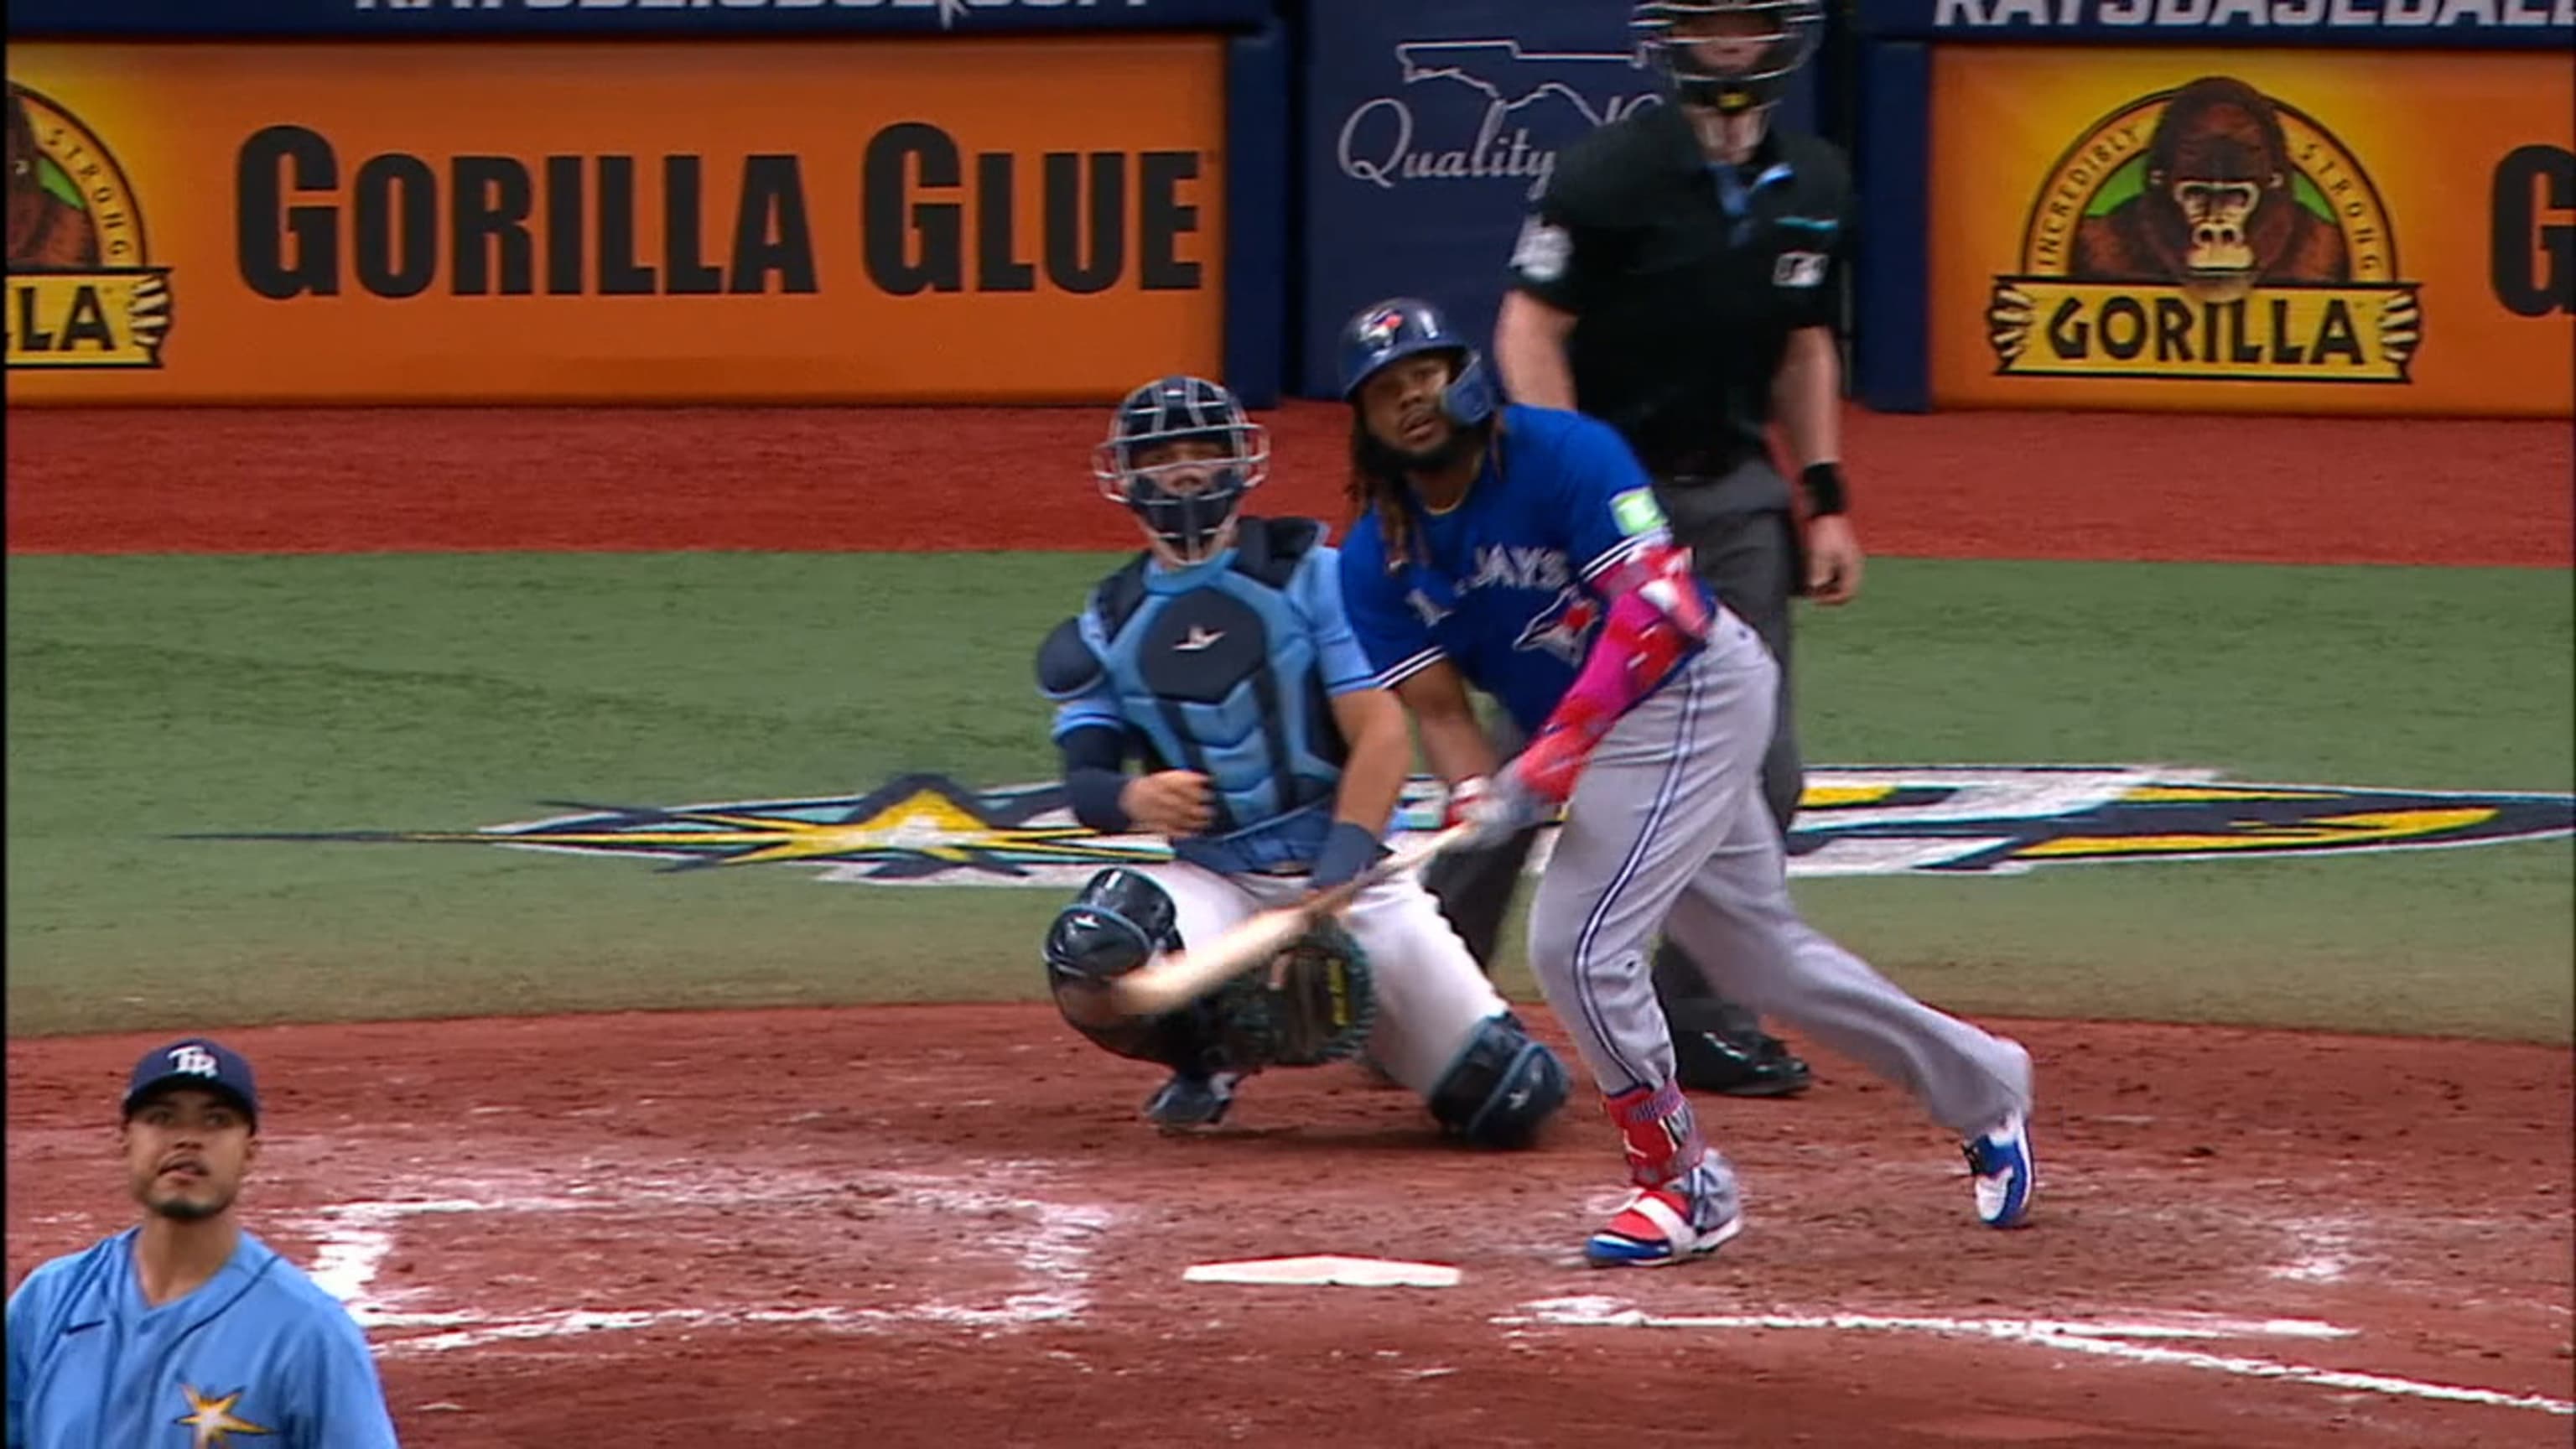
1104;823;1475;1019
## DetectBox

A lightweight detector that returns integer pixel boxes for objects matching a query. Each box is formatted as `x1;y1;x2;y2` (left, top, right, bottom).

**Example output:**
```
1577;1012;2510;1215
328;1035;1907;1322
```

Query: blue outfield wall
1292;0;1820;401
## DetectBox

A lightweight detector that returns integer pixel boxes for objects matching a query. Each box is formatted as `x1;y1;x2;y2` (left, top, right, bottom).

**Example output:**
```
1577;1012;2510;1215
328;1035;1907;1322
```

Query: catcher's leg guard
1428;1012;1570;1150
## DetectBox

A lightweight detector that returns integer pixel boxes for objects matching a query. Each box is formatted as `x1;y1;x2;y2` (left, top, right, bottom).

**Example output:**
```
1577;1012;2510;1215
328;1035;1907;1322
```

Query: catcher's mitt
1211;920;1377;1069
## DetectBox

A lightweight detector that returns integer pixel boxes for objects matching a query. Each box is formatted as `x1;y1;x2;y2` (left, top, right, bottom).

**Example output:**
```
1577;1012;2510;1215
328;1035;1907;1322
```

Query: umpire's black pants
1420;461;1802;1045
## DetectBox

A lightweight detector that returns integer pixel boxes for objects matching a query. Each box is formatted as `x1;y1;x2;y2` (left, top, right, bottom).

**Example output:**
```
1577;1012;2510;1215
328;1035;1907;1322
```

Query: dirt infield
5;1008;2569;1446
8;401;2572;1443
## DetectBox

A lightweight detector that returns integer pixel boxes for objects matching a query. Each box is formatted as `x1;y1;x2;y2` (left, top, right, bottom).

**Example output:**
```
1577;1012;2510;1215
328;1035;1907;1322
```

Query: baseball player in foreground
1443;0;1872;1101
6;1038;402;1447
1330;299;2037;1265
1034;375;1571;1148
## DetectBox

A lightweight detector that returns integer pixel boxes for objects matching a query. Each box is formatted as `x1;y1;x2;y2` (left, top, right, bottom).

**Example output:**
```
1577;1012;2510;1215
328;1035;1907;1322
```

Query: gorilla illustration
2072;76;2347;299
8;83;100;271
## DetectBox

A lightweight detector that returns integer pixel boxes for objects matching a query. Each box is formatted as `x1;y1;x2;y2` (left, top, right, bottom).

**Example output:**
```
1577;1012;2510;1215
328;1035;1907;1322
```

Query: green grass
7;553;2568;1041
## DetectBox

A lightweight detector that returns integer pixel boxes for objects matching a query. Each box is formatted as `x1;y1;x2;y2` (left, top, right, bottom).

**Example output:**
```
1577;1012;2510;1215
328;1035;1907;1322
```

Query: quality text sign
1296;0;1817;399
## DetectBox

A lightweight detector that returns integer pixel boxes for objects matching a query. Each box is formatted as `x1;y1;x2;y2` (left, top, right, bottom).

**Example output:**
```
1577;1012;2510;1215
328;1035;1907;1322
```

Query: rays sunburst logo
195;766;2574;886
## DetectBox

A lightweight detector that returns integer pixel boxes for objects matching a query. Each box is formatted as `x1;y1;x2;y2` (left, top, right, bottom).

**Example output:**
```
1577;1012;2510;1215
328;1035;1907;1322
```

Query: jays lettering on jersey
1043;519;1381;876
5;1230;400;1448
1337;404;1710;735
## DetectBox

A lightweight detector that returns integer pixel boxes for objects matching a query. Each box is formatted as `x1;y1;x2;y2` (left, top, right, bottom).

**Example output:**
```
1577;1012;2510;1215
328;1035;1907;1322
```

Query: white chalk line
283;1163;1117;1356
1498;1296;2576;1417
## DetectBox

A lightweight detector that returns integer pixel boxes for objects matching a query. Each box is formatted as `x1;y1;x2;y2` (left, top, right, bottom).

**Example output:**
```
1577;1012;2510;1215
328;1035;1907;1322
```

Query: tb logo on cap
168;1046;220;1078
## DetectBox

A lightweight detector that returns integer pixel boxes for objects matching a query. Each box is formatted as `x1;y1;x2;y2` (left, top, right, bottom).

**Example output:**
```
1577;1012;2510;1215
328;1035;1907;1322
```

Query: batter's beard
1355;418;1486;487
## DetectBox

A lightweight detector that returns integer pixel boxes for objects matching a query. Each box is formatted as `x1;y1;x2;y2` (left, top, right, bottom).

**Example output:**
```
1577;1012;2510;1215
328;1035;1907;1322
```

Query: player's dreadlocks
1346;411;1424;574
1345;407;1500;575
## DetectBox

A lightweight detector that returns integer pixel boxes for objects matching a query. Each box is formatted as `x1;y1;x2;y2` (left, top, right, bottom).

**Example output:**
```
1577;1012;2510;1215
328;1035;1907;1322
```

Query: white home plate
1182;1255;1462;1289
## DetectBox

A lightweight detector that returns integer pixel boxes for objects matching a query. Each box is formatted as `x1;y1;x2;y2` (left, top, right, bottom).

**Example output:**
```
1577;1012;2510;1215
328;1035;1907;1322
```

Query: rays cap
122;1037;260;1130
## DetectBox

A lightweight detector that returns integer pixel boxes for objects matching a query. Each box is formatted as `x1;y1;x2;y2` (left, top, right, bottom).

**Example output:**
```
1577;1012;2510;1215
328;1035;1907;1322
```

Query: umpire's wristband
1800;462;1851;518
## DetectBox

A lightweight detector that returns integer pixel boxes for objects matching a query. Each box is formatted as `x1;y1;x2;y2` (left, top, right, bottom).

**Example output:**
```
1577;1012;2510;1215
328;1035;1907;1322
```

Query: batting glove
1447;772;1545;852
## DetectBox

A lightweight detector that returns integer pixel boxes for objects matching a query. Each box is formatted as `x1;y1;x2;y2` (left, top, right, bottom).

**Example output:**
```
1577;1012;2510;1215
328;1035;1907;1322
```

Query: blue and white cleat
1964;1112;2036;1228
1585;1161;1745;1268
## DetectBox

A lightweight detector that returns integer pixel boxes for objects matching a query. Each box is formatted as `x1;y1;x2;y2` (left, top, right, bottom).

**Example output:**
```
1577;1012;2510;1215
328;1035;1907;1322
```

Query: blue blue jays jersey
1337;404;1712;737
1039;517;1380;876
7;1228;402;1449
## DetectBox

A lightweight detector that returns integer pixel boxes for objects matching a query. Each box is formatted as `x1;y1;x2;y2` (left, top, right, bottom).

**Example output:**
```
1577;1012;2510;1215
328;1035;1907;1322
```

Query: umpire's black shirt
1508;101;1852;510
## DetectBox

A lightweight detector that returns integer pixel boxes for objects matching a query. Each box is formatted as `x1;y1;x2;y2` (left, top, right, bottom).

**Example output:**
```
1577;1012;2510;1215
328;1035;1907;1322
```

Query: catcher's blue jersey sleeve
1286;543;1379;697
1046;605;1133;748
7;1229;401;1449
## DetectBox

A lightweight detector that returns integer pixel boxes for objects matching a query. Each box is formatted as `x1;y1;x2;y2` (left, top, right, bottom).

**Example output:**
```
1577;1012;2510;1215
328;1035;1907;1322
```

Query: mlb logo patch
1511;218;1572;284
1774;252;1829;288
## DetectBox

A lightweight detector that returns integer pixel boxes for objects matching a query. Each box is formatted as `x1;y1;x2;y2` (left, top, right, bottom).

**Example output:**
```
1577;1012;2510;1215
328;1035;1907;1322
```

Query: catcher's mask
1094;376;1270;565
1633;0;1823;117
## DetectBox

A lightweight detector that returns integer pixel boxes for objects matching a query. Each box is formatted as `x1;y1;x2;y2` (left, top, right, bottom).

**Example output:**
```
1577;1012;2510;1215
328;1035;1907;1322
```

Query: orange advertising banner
4;39;1226;404
1929;48;2573;418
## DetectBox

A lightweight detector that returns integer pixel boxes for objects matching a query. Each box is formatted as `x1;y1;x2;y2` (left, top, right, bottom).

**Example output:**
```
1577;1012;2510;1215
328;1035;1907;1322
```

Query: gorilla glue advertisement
4;38;1226;404
1926;48;2573;418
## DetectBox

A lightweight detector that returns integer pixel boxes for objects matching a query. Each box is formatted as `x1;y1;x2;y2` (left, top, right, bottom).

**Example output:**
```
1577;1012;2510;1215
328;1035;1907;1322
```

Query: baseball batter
1331;300;2038;1265
6;1038;402;1447
1034;375;1570;1148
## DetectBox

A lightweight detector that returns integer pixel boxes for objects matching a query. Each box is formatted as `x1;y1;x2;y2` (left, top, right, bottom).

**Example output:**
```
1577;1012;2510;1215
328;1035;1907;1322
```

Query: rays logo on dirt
1987;75;2422;385
1337;39;1663;202
5;81;172;371
208;766;2575;886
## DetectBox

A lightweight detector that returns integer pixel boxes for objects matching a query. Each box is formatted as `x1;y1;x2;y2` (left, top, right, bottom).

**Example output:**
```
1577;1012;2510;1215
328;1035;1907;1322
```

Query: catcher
1036;376;1569;1148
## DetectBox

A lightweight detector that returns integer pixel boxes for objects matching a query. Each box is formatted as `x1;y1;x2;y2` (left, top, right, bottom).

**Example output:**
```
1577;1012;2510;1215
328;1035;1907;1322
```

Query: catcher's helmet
1335;297;1498;429
1093;376;1269;563
1633;0;1823;117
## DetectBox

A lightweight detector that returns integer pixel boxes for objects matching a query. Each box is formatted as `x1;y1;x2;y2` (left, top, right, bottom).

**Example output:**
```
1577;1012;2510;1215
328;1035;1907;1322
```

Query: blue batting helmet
1633;0;1824;117
1335;298;1498;429
1092;376;1270;563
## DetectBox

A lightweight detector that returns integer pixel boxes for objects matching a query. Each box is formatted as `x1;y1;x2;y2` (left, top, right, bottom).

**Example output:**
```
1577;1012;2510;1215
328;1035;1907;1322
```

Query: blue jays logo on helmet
1356;304;1408;352
1092;375;1270;564
1336;297;1498;429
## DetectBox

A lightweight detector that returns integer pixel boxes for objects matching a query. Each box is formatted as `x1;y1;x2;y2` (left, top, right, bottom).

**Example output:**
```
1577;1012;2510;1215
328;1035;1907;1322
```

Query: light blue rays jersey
1336;403;1711;737
7;1228;401;1449
1040;517;1380;876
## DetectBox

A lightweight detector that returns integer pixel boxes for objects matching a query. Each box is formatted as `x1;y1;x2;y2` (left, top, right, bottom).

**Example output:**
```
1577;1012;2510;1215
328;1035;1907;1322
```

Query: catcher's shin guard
1427;1013;1569;1150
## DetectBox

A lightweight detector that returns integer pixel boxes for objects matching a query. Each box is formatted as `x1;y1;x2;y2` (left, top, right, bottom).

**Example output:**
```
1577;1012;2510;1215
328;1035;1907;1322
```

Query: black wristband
1800;462;1850;517
1065;767;1134;834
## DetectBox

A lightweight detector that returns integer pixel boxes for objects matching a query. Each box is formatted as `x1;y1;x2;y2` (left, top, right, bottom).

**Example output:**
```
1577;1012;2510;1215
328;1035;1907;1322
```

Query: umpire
1420;0;1861;1098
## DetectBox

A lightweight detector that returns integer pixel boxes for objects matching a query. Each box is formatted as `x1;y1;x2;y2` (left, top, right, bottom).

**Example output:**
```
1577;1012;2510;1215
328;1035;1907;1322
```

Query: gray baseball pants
1530;610;2032;1138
